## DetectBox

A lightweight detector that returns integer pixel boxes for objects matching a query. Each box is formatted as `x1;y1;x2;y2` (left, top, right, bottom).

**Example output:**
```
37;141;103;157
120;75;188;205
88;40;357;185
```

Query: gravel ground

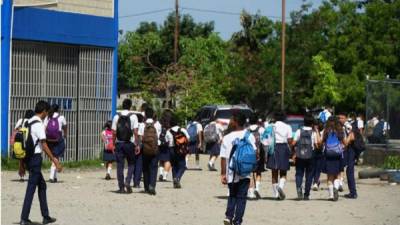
2;155;400;225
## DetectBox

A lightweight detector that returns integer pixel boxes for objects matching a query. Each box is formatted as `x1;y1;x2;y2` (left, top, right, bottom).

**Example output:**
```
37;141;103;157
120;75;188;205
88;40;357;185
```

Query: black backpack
295;129;313;159
116;113;133;142
159;127;168;147
24;120;41;161
352;127;366;158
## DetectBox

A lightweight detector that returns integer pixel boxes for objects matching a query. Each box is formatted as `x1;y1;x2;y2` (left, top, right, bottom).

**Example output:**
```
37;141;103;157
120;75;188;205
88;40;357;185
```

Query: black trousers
142;154;159;191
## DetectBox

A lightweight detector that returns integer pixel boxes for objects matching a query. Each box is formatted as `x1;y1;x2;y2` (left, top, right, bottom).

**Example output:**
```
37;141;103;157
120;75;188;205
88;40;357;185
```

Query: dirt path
2;155;400;225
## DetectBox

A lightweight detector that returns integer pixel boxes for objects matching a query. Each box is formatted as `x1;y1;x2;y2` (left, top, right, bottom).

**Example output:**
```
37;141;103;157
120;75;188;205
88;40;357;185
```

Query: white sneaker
312;183;319;191
248;190;256;199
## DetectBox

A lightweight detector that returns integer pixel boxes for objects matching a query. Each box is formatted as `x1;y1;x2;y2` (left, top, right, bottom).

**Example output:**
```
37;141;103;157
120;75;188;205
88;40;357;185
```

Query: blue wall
1;3;119;157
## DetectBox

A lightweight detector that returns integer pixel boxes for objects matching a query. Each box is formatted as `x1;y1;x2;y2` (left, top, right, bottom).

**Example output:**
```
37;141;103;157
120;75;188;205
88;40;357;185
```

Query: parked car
285;114;304;138
196;105;253;130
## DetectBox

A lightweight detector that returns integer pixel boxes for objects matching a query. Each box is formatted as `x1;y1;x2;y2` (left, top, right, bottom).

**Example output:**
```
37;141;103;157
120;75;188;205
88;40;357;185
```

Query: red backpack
104;129;114;152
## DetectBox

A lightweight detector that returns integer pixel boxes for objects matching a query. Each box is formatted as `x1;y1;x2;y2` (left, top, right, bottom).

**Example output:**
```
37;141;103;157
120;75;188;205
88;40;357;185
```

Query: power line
119;8;172;19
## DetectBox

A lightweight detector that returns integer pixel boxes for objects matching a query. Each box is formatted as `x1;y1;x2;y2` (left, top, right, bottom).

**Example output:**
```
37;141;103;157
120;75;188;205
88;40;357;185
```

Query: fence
10;40;113;161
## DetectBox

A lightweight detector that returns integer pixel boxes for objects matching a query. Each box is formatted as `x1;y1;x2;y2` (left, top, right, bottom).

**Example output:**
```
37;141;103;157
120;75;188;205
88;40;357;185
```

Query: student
220;112;256;225
112;99;139;193
266;111;292;200
312;119;325;191
204;120;224;171
101;121;115;180
44;104;67;183
356;113;365;136
292;114;321;200
186;116;203;170
133;113;144;188
158;110;173;182
19;101;62;225
166;113;190;188
247;114;265;199
322;116;354;201
140;108;160;195
338;112;353;192
14;110;35;182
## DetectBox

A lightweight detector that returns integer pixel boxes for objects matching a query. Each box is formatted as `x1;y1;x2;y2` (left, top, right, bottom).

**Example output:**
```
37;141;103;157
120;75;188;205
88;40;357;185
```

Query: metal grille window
10;40;113;161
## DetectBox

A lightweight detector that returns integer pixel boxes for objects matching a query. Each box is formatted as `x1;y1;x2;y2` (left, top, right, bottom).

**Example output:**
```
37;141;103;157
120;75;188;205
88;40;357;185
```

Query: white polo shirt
166;126;190;147
28;115;46;154
111;110;139;143
274;121;293;143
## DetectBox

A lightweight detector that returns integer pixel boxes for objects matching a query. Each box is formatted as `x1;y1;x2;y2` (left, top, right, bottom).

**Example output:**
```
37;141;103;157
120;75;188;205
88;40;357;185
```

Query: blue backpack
229;131;257;177
187;122;198;144
261;124;276;155
325;132;343;158
319;111;327;124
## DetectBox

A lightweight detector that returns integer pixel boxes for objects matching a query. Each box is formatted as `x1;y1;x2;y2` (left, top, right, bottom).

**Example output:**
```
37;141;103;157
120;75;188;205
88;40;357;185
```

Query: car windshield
286;120;304;132
215;109;253;119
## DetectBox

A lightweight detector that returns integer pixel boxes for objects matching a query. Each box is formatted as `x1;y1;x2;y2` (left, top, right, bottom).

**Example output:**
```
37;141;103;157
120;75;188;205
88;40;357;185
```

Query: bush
383;156;400;170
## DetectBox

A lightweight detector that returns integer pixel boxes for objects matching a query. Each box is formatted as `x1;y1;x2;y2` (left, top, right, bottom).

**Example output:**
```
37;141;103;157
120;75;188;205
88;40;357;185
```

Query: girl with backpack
158;110;173;182
45;104;67;183
266;111;293;200
322;116;354;201
101;121;115;180
204;120;224;171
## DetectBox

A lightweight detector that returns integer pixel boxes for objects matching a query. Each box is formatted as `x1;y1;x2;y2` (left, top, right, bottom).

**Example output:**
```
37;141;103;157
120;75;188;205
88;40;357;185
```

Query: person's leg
37;170;49;218
142;155;150;192
133;153;143;187
164;161;171;180
49;161;56;181
176;155;187;180
233;179;250;225
278;170;287;199
304;160;314;198
171;151;178;179
295;161;304;199
21;156;40;221
225;183;237;222
327;175;334;200
248;173;256;199
149;156;159;190
313;157;322;188
195;147;200;168
124;143;135;190
271;170;279;198
115;143;125;190
346;149;357;197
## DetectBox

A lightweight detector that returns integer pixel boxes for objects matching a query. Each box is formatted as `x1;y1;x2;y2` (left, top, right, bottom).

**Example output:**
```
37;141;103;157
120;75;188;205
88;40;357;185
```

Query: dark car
285;115;304;138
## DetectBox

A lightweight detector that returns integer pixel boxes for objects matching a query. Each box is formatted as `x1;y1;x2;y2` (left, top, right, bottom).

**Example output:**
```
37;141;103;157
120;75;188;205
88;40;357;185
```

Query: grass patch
1;157;103;171
383;156;400;170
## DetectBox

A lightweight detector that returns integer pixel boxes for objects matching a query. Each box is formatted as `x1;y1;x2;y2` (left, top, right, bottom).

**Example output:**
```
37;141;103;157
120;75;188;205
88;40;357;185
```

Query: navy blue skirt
255;146;266;173
207;142;220;156
188;143;199;154
266;143;291;171
158;146;171;162
103;149;116;162
48;138;65;158
323;156;342;175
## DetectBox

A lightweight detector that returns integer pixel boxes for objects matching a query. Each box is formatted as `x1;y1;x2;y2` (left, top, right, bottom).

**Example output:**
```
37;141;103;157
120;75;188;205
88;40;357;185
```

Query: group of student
220;110;365;225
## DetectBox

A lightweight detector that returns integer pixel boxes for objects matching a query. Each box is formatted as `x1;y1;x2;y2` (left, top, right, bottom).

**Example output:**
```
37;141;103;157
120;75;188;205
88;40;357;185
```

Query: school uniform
133;122;145;187
111;110;139;191
44;113;67;158
140;119;161;192
323;131;345;175
312;146;325;186
266;121;292;171
205;122;224;156
101;130;116;162
166;126;190;182
248;125;266;174
187;121;203;154
20;116;50;221
220;130;256;225
294;127;318;198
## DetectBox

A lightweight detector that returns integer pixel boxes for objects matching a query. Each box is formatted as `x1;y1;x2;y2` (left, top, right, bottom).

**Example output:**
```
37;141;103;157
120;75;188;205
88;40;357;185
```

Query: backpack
116;113;133;142
319;111;327;124
187;122;198;144
170;128;189;155
261;124;276;155
204;123;219;143
295;129;313;159
159;127;169;147
325;132;344;158
372;120;385;141
46;115;61;141
142;123;159;156
13;120;40;160
229;131;257;177
104;129;114;152
352;128;366;158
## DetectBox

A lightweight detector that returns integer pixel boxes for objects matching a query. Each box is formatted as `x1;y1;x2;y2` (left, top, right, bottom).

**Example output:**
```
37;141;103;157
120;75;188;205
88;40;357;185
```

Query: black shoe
297;188;303;200
49;179;56;183
333;188;339;201
338;185;344;192
43;216;57;224
344;193;358;199
158;175;164;182
303;195;310;201
133;184;141;189
19;219;33;225
116;188;126;194
207;163;213;171
148;187;156;195
125;184;133;193
173;178;181;189
277;187;286;200
254;190;261;199
105;174;111;180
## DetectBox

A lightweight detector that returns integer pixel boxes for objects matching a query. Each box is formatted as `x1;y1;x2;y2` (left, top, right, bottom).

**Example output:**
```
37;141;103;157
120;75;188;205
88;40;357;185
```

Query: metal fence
365;78;400;149
10;40;113;161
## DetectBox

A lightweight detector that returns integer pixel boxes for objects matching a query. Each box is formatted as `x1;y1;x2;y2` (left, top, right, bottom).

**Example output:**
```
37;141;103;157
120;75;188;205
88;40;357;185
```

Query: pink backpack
104;129;114;152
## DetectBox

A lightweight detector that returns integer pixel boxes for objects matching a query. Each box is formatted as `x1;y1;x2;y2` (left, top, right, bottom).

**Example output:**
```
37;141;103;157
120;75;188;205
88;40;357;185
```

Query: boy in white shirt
220;112;256;225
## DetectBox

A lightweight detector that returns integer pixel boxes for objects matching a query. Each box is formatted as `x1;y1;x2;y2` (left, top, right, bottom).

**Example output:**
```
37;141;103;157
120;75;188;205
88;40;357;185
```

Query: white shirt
356;117;364;129
112;110;139;143
44;112;67;135
28;115;47;154
274;121;293;143
294;126;317;150
220;130;256;183
248;124;265;137
166;126;190;147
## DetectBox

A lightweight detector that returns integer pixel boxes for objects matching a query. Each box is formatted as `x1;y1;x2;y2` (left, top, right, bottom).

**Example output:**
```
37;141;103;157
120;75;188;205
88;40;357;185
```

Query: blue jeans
346;148;357;195
115;142;135;190
170;149;186;180
312;154;324;185
21;154;49;220
226;178;250;225
142;154;159;190
295;158;314;197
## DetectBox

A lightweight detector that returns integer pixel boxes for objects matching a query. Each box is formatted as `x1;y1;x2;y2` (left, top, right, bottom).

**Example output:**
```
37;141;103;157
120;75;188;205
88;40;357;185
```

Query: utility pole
174;0;179;64
281;0;286;111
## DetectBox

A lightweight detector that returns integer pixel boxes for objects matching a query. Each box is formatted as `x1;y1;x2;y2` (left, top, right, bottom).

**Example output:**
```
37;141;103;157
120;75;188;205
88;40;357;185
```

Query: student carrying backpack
116;112;134;142
296;129;313;160
325;132;344;158
186;119;203;170
170;129;189;156
204;122;219;144
102;121;115;180
142;123;159;156
14;120;40;160
229;131;258;178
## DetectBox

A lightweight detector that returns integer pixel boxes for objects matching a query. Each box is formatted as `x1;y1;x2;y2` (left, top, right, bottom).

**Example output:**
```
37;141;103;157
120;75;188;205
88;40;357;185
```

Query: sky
119;0;324;40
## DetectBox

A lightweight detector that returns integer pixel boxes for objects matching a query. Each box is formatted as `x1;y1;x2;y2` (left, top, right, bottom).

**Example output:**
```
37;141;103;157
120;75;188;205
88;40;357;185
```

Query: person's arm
220;157;227;185
343;132;355;148
42;140;62;172
62;125;68;139
134;128;140;154
314;127;322;149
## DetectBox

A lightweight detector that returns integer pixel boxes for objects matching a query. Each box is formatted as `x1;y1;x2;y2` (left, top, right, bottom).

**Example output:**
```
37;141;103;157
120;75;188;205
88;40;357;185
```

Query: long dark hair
160;109;174;130
323;116;343;142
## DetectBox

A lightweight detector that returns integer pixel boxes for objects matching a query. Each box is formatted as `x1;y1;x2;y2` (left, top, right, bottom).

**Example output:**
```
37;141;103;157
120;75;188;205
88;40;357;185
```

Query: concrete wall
363;146;400;166
14;0;113;17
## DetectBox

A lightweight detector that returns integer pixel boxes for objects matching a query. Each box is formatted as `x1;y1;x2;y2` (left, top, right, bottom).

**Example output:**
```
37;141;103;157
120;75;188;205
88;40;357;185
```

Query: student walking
204;120;224;171
186;116;203;170
140;108;160;195
111;99;139;193
19;101;62;225
292;114;322;200
101;121;115;180
44;104;67;183
158;110;173;182
312;120;325;191
133;113;144;188
166;113;190;188
266;111;293;200
220;112;256;225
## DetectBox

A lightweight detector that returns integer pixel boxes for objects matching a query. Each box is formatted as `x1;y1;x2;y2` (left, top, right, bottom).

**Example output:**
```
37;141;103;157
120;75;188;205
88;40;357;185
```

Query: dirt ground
2;155;400;225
